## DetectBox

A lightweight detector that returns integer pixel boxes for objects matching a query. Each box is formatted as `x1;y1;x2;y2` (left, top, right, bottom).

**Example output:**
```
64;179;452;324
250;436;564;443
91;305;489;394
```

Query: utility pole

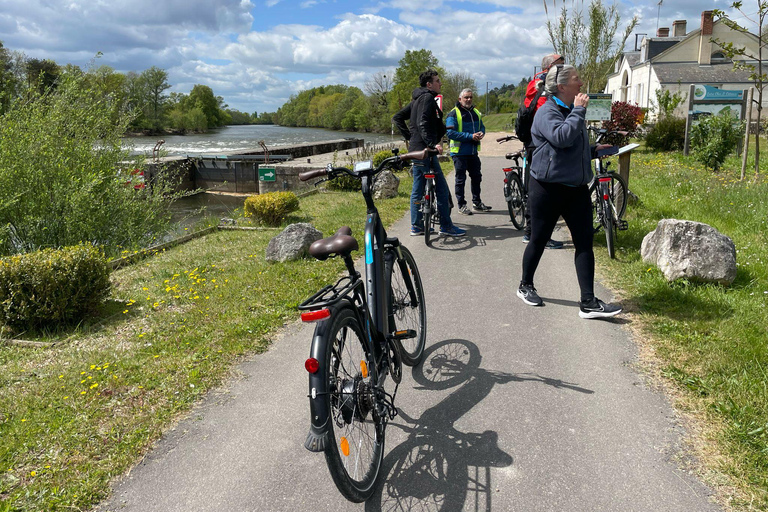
656;0;663;33
486;81;492;115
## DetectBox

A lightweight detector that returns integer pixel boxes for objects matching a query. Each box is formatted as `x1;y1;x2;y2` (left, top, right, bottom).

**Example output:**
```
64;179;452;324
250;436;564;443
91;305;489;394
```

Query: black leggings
521;177;595;302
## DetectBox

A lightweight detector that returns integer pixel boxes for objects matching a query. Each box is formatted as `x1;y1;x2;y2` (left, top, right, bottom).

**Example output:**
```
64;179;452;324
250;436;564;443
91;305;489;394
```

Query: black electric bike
298;149;429;502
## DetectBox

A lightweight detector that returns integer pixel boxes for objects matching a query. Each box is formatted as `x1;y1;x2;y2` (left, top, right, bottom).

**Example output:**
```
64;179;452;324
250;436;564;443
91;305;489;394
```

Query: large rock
373;170;400;200
265;223;322;263
641;219;737;285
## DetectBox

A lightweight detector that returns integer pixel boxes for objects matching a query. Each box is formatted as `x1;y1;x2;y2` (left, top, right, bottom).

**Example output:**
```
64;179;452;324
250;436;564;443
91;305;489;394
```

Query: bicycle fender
304;300;351;452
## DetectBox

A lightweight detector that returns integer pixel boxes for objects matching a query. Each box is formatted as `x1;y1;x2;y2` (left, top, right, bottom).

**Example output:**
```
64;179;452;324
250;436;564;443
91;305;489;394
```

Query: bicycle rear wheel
590;172;628;220
385;246;426;366
505;171;525;230
322;306;384;502
604;199;616;259
422;181;434;246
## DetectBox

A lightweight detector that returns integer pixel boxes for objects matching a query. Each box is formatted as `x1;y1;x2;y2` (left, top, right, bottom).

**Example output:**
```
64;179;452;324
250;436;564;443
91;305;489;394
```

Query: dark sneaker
517;283;543;306
458;205;473;215
473;202;492;212
579;298;622;319
545;239;564;249
439;226;466;237
411;226;435;236
522;234;530;243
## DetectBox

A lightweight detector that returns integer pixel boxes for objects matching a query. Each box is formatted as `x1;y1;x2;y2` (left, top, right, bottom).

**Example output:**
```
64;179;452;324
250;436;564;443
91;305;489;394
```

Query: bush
0;243;111;331
243;192;300;226
325;168;360;191
373;149;396;168
602;101;644;146
0;68;179;258
690;111;743;170
645;116;687;151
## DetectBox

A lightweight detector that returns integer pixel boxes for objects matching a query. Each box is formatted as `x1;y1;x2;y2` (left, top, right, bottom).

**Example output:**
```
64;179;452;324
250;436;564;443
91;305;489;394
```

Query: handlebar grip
496;135;517;143
299;168;328;182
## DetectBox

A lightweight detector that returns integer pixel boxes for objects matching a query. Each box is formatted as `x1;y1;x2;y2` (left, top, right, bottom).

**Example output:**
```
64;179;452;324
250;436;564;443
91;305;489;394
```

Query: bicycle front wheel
322;306;384;502
385;246;426;366
506;171;525;230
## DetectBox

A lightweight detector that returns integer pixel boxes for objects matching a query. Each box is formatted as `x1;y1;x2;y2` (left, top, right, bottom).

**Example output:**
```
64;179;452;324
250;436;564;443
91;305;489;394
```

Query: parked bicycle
497;135;526;229
298;149;428;502
588;127;629;259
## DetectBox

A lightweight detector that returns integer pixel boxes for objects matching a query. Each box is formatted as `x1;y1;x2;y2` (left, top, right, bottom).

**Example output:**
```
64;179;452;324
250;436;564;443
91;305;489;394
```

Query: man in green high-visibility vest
445;88;490;215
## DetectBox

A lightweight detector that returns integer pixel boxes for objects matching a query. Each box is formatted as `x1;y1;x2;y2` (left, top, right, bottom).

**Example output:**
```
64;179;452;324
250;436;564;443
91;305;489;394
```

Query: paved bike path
97;155;721;512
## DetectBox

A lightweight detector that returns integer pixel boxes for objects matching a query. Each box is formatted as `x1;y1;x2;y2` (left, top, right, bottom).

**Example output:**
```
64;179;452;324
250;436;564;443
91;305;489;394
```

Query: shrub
243;192;300;226
0;68;179;258
652;89;687;120
325;168;360;191
690;111;743;170
645;116;687;151
0;243;111;331
373;149;396;168
602;101;644;146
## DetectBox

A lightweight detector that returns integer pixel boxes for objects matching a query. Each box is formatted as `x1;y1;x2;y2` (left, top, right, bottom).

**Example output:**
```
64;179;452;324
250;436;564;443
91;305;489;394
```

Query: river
125;124;397;157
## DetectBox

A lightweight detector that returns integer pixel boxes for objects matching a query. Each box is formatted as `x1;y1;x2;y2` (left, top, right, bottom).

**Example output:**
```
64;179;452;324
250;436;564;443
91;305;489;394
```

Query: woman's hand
574;93;589;108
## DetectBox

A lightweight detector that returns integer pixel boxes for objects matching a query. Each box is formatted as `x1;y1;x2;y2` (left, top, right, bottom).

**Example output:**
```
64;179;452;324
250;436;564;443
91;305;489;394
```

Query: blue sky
0;0;742;114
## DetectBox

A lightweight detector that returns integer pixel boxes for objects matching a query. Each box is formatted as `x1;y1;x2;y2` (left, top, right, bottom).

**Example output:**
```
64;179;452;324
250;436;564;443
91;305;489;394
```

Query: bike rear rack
298;274;361;310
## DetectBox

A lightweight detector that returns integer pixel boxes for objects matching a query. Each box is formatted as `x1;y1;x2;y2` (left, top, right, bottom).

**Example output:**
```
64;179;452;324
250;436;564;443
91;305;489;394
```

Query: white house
605;10;766;118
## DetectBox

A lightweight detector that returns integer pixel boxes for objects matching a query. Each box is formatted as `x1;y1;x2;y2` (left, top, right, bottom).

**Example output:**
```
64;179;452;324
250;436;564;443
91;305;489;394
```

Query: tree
26;58;60;95
364;70;393;132
141;67;171;133
545;0;638;93
390;49;445;113
713;1;767;177
0;41;20;114
188;84;220;129
441;71;477;112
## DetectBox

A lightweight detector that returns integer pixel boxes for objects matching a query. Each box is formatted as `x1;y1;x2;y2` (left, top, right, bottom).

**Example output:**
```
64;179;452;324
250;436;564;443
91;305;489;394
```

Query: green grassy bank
481;113;516;132
594;142;768;510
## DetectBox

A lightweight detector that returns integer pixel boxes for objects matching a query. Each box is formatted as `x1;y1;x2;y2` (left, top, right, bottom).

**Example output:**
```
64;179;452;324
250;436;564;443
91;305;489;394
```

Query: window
636;83;644;105
711;51;730;63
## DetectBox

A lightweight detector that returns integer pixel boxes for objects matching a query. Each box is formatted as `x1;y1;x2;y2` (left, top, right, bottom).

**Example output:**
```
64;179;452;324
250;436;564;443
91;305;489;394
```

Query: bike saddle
309;226;359;261
505;151;523;160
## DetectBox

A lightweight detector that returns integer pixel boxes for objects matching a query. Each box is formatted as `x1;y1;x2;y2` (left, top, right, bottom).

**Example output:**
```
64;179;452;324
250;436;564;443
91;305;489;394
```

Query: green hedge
243;192;300;226
0;243;111;330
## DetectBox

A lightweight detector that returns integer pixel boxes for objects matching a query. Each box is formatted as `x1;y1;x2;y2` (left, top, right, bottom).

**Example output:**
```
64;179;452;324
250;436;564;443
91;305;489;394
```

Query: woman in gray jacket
516;64;621;319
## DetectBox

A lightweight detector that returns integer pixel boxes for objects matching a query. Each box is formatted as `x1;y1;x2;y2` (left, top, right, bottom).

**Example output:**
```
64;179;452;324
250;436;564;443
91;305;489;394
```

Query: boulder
265;223;322;263
641;219;737;285
373;170;400;200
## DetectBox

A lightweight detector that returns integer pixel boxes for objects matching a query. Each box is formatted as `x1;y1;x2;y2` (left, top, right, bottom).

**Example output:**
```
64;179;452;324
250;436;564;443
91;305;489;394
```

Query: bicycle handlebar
496;135;518;143
588;126;629;143
298;148;436;182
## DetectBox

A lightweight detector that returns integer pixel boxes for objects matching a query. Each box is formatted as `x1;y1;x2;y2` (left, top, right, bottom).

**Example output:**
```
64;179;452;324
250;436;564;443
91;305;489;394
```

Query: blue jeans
411;155;453;231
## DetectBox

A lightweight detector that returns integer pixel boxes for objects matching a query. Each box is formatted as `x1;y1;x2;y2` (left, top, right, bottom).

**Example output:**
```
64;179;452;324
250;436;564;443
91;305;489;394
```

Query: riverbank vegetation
596;142;768;509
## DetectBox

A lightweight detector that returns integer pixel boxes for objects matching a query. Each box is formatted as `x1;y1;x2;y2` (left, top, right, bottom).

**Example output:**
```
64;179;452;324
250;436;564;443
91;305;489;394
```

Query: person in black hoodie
392;70;465;237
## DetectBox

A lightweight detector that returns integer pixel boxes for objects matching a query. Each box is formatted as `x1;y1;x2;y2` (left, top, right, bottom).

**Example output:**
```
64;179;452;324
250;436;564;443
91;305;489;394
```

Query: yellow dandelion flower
64;396;69;400
123;310;129;314
154;355;159;359
30;471;36;477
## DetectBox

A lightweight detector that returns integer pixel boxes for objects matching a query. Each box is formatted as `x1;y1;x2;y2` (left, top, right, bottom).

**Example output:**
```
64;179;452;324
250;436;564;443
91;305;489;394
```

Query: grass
0;167;430;511
482;113;516;132
593;141;768;510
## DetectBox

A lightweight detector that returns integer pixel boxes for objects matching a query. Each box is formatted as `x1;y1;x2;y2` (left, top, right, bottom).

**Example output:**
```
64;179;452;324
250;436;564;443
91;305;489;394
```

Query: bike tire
422;182;433;246
604;199;616;259
384;246;426;366
321;306;384;503
507;172;525;230
590;172;628;220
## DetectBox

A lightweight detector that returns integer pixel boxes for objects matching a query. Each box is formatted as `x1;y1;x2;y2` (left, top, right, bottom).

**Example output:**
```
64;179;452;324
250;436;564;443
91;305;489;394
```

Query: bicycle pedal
618;220;628;231
388;329;416;341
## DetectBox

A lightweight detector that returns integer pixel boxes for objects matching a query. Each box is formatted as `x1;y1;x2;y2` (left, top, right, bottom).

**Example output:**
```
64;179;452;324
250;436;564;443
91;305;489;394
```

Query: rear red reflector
603;194;609;200
425;194;430;201
424;174;435;179
503;168;512;172
301;309;330;322
598;177;612;182
305;358;320;373
503;178;508;183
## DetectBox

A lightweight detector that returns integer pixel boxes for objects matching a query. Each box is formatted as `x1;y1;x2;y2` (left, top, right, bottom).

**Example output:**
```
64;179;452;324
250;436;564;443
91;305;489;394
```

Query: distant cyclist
445;88;491;215
393;70;466;238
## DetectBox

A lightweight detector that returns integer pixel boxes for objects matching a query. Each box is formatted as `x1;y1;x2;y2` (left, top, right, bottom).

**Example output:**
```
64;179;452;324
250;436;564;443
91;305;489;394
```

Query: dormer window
711;51;730;63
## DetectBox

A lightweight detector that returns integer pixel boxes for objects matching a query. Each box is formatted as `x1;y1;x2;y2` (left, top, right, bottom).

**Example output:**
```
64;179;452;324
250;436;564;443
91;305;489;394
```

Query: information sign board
586;94;612;122
259;166;276;182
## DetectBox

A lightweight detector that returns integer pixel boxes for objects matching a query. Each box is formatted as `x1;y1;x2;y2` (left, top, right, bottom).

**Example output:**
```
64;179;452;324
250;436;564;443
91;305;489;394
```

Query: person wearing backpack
445;88;490;215
516;54;565;249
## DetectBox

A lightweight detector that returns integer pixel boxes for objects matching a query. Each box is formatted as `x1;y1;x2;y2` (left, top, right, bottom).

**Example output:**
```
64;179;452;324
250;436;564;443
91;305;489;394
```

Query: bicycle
496;135;526;230
298;149;429;502
587;127;629;259
420;169;454;246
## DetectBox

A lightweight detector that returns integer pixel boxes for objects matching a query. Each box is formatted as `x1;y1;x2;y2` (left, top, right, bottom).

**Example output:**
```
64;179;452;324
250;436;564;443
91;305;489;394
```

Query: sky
0;0;747;114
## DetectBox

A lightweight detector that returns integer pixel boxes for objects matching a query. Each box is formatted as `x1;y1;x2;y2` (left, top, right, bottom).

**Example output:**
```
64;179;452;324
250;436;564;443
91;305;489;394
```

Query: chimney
657;27;670;37
699;11;714;65
673;20;687;36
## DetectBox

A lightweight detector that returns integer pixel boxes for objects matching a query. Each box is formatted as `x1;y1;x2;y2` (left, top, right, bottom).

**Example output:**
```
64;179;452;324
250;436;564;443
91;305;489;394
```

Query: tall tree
545;0;638;93
714;1;767;177
141;67;171;133
441;71;477;112
26;58;60;94
390;49;445;113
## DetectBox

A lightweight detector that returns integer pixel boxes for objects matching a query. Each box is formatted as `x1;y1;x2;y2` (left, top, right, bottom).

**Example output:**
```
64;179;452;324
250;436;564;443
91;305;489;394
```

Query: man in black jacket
392;70;465;237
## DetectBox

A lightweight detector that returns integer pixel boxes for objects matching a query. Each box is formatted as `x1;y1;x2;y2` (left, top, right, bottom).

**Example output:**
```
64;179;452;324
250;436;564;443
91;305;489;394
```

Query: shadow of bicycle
365;339;593;511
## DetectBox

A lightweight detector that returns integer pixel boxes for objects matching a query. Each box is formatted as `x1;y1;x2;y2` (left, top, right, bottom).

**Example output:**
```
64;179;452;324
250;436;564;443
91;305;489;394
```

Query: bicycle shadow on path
365;339;593;512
